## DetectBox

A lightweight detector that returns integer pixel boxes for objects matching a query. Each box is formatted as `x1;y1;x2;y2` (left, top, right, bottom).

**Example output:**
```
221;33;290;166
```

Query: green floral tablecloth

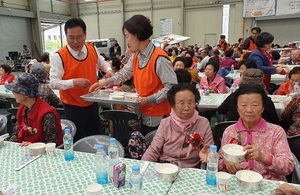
167;168;295;195
0;142;171;195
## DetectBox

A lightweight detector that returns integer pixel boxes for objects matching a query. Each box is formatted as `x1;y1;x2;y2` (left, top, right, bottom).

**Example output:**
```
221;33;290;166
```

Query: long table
167;168;299;195
0;142;171;195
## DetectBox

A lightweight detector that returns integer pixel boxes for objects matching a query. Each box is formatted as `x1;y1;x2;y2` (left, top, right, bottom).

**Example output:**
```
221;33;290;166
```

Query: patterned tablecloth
168;168;299;195
0;142;171;195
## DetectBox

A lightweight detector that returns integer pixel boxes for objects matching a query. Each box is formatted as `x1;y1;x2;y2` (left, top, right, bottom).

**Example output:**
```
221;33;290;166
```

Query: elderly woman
218;69;279;124
142;83;214;168
0;64;15;84
277;67;300;95
7;73;63;146
200;58;226;93
249;32;286;92
232;59;257;87
219;84;294;181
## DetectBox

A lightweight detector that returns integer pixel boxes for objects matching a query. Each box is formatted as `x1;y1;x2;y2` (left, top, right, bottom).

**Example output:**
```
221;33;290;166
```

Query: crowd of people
1;15;300;192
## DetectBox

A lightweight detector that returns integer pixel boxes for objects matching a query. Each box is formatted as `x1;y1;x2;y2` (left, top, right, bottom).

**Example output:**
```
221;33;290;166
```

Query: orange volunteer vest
57;44;98;107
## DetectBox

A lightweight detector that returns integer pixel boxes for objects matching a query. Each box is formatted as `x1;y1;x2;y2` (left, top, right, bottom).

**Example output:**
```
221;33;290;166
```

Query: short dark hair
0;64;12;74
122;15;153;41
64;18;86;34
233;83;268;107
238;38;243;43
40;52;50;63
110;57;121;70
205;58;220;73
185;57;193;68
271;51;280;60
251;27;261;33
238;59;257;69
175;69;192;84
167;83;200;107
220;35;226;39
256;32;274;48
225;49;234;57
289;67;300;79
186;50;194;58
23;45;27;48
173;57;186;67
172;47;178;55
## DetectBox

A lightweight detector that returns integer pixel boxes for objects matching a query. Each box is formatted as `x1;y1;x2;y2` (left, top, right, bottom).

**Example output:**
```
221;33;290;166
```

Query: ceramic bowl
155;163;179;182
27;142;46;156
236;170;263;191
222;144;246;163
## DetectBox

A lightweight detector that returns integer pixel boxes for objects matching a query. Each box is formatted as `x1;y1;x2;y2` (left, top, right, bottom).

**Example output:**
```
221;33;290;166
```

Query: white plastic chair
145;130;157;145
73;135;125;157
291;153;300;184
0;115;8;135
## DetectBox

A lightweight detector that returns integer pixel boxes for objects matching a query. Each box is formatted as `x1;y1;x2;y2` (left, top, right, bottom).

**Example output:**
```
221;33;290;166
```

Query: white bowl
155;163;179;182
124;93;139;102
0;137;4;148
236;170;263;191
27;142;46;156
223;144;246;163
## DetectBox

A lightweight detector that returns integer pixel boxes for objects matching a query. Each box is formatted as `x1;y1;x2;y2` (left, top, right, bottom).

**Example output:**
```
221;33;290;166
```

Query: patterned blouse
219;118;294;181
38;83;61;108
281;93;300;136
9;107;58;144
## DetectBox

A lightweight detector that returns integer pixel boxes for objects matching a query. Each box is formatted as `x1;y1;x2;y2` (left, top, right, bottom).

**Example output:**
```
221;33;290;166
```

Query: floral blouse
281;93;300;136
219;118;294;181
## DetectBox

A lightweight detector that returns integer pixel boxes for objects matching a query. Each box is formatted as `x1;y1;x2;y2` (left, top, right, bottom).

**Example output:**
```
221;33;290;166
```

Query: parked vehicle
86;38;118;58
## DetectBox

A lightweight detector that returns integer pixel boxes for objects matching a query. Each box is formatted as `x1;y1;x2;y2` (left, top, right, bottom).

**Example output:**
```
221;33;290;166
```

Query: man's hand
89;79;108;92
73;78;91;88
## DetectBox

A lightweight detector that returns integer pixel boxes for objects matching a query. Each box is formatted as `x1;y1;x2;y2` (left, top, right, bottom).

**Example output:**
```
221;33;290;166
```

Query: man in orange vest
242;27;261;51
50;18;113;141
219;35;230;53
90;15;178;135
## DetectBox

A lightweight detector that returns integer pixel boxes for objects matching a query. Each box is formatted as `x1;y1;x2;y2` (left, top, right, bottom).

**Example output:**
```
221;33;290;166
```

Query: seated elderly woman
277;67;300;95
232;59;257;87
142;83;214;168
0;64;15;84
200;58;226;93
218;68;279;124
219;84;294;181
7;73;63;146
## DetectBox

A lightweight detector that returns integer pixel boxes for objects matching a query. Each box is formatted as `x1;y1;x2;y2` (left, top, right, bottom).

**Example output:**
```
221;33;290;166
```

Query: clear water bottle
129;165;143;195
230;64;234;74
95;145;108;185
63;128;74;161
293;82;300;94
107;138;119;182
206;145;218;186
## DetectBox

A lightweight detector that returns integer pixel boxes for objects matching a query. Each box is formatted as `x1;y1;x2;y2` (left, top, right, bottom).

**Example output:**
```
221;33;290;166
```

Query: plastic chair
0;115;8;135
73;135;125;157
287;135;300;163
214;121;236;151
100;110;139;147
145;130;157;144
55;108;66;119
291;153;300;184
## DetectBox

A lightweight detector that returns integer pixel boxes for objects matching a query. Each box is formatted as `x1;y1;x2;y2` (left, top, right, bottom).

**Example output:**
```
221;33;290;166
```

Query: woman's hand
20;141;31;147
138;97;148;107
244;144;269;164
89;79;108;92
223;159;244;174
275;183;300;195
199;145;209;163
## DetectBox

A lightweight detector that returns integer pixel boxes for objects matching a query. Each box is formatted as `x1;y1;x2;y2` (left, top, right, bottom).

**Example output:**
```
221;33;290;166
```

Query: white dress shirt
50;45;111;90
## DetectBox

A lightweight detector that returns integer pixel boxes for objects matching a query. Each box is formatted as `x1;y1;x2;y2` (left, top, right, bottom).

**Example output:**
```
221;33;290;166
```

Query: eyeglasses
67;36;84;43
175;101;196;109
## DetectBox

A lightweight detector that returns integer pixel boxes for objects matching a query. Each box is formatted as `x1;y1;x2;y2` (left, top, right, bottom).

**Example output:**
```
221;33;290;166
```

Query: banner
243;0;276;17
160;18;173;36
277;0;300;15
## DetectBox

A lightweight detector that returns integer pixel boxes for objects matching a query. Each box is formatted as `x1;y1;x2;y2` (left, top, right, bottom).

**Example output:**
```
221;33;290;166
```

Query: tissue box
113;162;126;188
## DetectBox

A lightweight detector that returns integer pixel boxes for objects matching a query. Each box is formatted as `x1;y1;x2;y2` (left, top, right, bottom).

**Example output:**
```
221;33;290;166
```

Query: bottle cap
209;145;217;152
132;165;140;173
97;145;104;151
64;128;71;134
109;138;116;144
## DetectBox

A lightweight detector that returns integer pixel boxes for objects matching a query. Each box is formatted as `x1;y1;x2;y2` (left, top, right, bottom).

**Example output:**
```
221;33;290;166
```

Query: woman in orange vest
90;15;177;135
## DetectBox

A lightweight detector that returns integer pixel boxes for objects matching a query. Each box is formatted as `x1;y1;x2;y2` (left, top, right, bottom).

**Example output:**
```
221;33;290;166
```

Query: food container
27;142;46;156
0;137;4;148
236;170;263;191
124;93;139;102
111;91;126;96
112;162;126;188
155;163;179;182
110;95;124;100
222;144;246;163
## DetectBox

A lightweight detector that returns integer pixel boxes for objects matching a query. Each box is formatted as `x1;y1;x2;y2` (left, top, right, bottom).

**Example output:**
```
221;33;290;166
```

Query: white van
86;38;118;57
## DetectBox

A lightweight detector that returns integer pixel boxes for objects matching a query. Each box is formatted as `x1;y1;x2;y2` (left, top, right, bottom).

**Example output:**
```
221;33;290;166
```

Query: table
198;94;228;112
168;168;299;195
268;95;292;117
0;142;171;195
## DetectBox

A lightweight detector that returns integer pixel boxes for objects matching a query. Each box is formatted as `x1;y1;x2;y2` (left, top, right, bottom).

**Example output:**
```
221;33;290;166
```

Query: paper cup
86;183;103;195
216;171;231;191
45;143;56;156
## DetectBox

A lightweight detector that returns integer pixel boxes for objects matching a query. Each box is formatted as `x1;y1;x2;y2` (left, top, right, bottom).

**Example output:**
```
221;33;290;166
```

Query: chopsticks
140;161;150;176
0;133;9;139
15;155;41;171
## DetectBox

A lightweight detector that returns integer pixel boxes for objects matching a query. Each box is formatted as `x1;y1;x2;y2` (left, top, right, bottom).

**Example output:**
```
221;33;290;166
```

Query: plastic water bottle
230;83;236;93
95;145;109;185
107;138;119;182
63;128;74;161
230;64;234;74
129;165;143;195
206;145;218;186
293;82;300;94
